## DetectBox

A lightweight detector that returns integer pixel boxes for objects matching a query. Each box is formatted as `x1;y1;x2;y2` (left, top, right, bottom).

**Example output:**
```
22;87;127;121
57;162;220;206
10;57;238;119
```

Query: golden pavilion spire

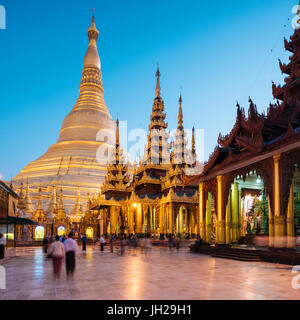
34;188;46;222
156;65;161;97
178;94;183;129
192;126;196;155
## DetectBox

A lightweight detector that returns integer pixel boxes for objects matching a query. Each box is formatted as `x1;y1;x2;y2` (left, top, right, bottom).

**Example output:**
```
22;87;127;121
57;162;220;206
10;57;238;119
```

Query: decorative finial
155;64;161;97
178;93;183;129
192;126;196;154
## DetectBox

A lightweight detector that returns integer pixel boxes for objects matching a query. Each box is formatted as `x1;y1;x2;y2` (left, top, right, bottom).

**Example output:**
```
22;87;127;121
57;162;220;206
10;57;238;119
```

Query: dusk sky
0;0;297;180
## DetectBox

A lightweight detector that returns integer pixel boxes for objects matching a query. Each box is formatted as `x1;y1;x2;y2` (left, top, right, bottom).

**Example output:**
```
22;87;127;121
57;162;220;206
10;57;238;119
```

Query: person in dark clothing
81;234;87;251
42;236;49;254
0;233;6;259
64;232;79;278
110;235;115;253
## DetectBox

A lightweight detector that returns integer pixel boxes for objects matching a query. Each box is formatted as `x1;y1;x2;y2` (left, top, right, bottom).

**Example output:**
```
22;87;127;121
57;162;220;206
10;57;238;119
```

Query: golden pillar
159;204;164;235
135;204;143;234
268;197;274;247
205;192;212;243
231;182;239;243
273;154;286;248
110;206;116;235
287;182;295;248
217;175;226;244
238;189;242;238
225;193;231;244
169;203;174;234
99;209;104;236
199;183;206;241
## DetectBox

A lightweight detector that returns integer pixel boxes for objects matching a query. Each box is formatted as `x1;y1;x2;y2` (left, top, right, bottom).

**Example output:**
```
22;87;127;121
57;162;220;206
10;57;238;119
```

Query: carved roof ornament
178;94;183;129
156;64;161;97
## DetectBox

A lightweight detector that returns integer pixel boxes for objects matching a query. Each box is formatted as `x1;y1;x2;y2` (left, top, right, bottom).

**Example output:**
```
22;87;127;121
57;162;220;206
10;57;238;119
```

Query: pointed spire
35;188;45;222
84;10;101;69
178;93;183;129
192;126;196;155
155;65;161;97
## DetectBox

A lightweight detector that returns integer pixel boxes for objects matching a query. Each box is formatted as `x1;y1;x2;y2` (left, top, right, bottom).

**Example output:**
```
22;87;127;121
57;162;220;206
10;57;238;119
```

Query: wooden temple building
182;22;300;248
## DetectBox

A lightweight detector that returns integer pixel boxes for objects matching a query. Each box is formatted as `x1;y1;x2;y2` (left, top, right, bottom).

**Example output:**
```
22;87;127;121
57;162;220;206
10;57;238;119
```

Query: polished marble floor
0;245;300;300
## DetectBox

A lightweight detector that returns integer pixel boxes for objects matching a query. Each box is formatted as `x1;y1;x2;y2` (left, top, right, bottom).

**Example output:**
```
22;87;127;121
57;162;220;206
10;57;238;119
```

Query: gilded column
238;189;242;238
199;183;206;241
136;204;143;234
231;182;239;243
110;207;116;235
205;192;212;243
169;203;174;234
217;176;225;244
159;205;164;235
225;193;231;244
99;209;104;236
273;154;286;248
268;197;274;247
287;182;295;248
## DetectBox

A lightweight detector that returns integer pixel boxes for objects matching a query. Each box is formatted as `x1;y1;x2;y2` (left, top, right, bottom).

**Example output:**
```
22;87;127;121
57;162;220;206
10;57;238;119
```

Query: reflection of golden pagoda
12;13;115;213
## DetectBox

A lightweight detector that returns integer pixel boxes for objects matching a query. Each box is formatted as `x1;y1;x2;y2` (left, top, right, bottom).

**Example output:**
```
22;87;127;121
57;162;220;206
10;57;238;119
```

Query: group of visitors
47;232;79;280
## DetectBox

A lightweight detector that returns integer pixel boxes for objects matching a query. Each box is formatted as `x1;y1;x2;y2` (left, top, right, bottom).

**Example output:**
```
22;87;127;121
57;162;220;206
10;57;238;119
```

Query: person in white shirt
0;233;7;259
100;235;106;252
49;235;65;279
64;232;79;278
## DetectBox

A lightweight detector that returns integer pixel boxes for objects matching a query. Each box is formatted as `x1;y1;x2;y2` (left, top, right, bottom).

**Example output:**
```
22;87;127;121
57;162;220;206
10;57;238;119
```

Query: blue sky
0;0;297;180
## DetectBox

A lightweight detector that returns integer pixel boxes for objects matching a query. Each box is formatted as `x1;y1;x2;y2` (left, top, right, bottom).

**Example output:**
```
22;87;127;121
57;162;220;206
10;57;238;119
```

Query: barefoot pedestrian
49;235;65;279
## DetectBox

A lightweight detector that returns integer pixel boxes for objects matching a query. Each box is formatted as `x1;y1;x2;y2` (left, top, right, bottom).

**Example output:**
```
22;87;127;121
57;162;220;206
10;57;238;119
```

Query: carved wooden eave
160;188;198;204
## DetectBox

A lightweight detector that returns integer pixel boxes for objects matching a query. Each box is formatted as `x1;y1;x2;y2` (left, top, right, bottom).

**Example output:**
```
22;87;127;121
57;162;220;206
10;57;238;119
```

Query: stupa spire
84;10;100;69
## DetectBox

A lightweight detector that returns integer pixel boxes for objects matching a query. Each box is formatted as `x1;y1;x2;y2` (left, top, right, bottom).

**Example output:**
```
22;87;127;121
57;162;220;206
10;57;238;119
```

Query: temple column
129;206;134;234
99;209;104;236
110;207;116;235
238;189;242;239
231;182;239;243
287;182;295;248
136;204;143;234
225;193;231;244
273;154;286;248
216;176;225;244
159;204;164;236
199;183;206;241
268;197;274;247
205;192;212;243
169;203;174;234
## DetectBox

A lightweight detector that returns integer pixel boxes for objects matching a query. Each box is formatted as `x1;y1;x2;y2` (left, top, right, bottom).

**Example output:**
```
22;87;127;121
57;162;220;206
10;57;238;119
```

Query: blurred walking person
145;238;152;256
120;236;126;256
64;232;79;278
49;235;65;279
100;235;106;252
81;234;87;251
110;234;115;253
42;236;49;254
0;233;7;260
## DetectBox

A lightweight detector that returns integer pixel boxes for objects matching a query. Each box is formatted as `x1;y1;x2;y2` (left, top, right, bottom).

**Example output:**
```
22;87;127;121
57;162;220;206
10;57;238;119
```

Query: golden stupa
13;13;115;213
